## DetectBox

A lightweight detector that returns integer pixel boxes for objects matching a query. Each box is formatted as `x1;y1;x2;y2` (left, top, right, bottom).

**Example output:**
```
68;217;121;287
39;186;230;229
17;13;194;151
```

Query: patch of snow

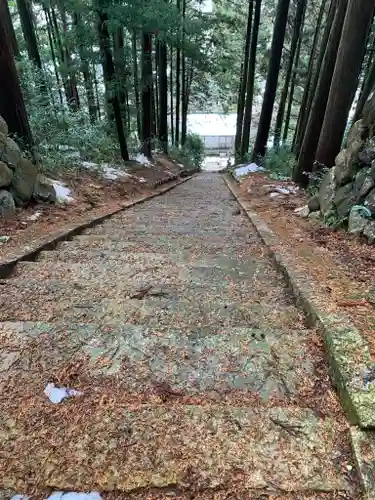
138;177;147;183
27;211;42;221
81;161;131;181
44;382;83;404
102;166;124;180
135;153;151;166
234;163;264;180
294;205;310;218
0;235;10;243
269;192;281;198
53;181;74;204
81;161;100;170
11;496;29;500
47;493;102;500
275;187;290;195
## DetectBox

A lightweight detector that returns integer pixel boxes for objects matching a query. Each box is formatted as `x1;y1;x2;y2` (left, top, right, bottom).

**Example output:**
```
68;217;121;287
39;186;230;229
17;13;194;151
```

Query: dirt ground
239;173;375;358
0;155;182;262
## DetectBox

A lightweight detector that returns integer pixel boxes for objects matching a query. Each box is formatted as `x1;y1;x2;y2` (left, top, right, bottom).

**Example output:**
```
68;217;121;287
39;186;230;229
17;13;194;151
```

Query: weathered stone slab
0;401;350;492
350;428;375;499
0;322;312;399
0;281;299;329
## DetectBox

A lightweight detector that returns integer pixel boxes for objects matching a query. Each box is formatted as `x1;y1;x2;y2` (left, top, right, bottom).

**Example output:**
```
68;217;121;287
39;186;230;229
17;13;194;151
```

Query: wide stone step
0;322;313;400
37;249;192;263
52;235;254;255
13;257;267;283
0;398;351;493
0;278;299;327
0;319;351;492
83;223;251;239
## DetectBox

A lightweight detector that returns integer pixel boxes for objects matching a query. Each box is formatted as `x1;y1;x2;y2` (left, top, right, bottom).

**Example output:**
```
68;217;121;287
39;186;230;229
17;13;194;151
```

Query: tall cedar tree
170;46;174;144
4;0;20;57
241;0;262;158
292;0;327;153
16;0;43;69
234;0;253;160
273;0;307;148
59;7;80;110
50;7;79;110
97;4;129;161
0;0;33;147
73;12;97;122
293;0;347;185
158;35;168;153
175;0;181;145
353;35;375;122
252;0;291;160
315;0;374;168
141;31;153;158
181;0;187;145
283;27;303;141
132;31;142;138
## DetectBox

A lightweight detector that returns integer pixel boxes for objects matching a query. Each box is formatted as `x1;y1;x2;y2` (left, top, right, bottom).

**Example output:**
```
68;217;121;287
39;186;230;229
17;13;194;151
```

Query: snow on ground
134;153;152;165
234;163;264;180
12;493;102;500
44;383;83;404
52;181;74;203
203;155;232;172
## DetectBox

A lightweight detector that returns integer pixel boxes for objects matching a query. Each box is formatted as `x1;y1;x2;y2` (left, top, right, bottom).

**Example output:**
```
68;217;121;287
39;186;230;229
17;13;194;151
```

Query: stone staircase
0;174;356;497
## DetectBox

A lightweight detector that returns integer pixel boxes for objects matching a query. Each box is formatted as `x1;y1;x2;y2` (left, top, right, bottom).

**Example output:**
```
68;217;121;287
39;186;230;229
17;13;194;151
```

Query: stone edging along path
0;173;194;279
222;172;375;497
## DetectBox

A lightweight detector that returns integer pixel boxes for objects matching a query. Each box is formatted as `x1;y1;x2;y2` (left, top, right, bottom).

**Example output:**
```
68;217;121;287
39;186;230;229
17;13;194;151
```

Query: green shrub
170;133;205;171
258;145;296;180
18;59;137;173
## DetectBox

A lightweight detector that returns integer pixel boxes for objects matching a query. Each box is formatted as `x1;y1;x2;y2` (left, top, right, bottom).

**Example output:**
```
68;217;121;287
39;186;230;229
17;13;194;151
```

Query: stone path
0;174;357;498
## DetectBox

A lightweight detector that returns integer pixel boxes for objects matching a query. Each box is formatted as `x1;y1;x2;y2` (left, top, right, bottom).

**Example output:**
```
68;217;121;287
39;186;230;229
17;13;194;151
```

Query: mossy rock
11;158;38;204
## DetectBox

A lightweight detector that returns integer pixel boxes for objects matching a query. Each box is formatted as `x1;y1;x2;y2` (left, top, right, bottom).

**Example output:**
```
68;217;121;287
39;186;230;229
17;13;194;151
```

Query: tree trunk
292;0;327;153
158;36;168;153
4;0;20;57
181;0;187;146
315;0;374;169
113;27;127;115
251;0;291;160
97;6;129;162
293;0;347;185
170;46;174;145
273;0;307;148
154;42;159;138
132;31;141;139
73;12;96;122
17;0;48;98
282;31;303;142
181;54;187;145
294;0;336;156
44;8;64;106
175;0;181;145
353;42;375;122
58;7;80;111
0;0;33;148
181;60;193;146
240;0;261;158
93;61;101;119
234;0;254;160
50;8;78;110
16;0;42;68
141;31;153;158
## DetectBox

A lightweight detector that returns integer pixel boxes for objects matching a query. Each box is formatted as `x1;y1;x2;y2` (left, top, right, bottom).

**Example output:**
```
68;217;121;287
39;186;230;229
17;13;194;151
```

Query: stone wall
313;91;375;243
0;115;56;218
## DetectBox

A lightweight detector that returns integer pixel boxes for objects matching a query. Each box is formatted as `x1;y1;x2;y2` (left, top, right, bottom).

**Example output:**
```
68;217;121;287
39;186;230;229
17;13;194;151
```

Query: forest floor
0;173;359;498
239;173;375;357
0;155;182;261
